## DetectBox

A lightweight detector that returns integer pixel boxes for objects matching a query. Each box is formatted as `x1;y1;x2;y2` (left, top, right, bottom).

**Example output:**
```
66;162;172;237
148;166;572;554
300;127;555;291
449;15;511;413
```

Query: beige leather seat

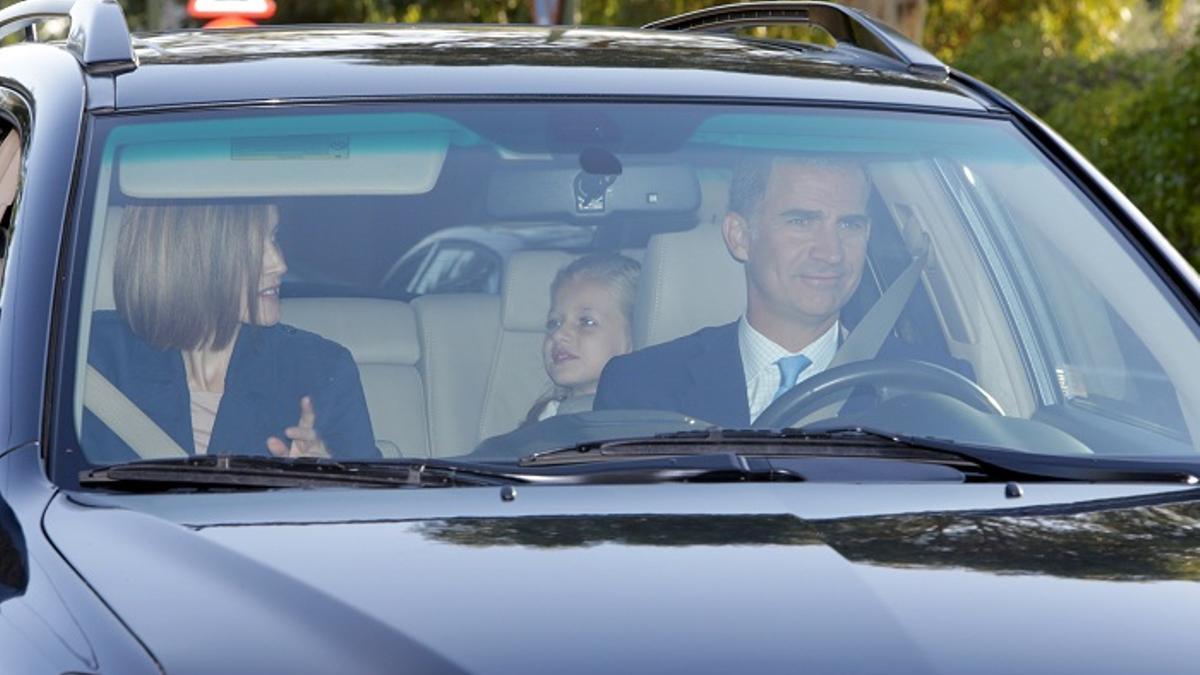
412;293;503;457
633;170;745;349
282;298;430;458
478;250;576;440
412;251;576;457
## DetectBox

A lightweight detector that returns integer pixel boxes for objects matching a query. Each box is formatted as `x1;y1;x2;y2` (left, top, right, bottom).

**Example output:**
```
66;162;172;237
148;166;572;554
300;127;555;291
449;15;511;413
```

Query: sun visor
487;164;700;219
117;132;450;198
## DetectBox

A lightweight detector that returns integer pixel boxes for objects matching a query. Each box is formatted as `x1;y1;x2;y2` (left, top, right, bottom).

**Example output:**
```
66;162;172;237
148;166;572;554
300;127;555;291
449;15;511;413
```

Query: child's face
543;278;632;396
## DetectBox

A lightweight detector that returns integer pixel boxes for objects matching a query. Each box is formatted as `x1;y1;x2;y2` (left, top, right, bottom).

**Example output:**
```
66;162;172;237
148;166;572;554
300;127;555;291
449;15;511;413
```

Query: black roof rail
0;0;136;74
643;1;947;79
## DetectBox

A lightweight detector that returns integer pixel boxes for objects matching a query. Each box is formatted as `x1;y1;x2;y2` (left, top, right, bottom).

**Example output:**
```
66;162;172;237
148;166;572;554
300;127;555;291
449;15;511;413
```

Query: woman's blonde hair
114;203;273;351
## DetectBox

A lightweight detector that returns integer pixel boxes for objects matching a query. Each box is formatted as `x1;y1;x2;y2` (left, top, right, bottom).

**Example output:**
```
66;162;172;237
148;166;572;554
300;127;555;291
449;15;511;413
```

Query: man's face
725;159;871;331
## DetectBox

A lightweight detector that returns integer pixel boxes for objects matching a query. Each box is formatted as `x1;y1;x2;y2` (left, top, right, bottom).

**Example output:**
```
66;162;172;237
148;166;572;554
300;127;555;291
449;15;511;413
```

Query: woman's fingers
284;425;318;442
266;436;290;457
264;396;329;458
298;396;316;429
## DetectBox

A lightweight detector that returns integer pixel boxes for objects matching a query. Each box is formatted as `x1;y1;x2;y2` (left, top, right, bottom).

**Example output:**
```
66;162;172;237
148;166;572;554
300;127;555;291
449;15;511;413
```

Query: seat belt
828;234;930;369
782;236;931;426
83;365;189;459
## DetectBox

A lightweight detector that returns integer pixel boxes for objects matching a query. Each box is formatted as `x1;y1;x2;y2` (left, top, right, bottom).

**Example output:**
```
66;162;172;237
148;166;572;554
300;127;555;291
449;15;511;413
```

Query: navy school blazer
82;311;379;463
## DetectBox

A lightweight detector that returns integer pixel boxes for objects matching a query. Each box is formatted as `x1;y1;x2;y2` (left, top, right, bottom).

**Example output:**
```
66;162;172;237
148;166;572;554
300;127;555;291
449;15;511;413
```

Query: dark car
4;1;1200;673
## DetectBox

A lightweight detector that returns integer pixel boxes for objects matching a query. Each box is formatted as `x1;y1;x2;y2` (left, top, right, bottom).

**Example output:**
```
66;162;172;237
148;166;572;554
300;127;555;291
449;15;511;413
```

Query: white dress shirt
739;317;840;423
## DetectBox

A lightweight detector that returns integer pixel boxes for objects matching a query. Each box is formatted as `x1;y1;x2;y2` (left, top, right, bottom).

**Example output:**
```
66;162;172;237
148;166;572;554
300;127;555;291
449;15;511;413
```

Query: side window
0;127;22;295
388;243;434;294
412;241;501;295
969;160;1192;451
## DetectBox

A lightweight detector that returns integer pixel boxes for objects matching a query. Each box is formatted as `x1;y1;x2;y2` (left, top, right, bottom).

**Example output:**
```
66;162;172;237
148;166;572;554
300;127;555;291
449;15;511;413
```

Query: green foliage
926;0;1139;62
271;0;532;24
933;0;1200;265
1091;40;1200;261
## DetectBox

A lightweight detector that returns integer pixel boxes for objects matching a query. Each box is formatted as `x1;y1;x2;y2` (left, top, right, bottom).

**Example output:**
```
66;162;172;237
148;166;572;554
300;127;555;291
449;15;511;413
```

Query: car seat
633;171;745;349
281;298;430;458
413;251;576;457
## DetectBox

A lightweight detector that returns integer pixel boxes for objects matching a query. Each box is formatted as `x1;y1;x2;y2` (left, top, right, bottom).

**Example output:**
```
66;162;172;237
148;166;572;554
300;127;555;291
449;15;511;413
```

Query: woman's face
542;278;632;396
245;219;287;326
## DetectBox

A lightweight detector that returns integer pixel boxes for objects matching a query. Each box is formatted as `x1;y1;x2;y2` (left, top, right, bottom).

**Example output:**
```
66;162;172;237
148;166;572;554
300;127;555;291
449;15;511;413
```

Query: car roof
113;25;991;112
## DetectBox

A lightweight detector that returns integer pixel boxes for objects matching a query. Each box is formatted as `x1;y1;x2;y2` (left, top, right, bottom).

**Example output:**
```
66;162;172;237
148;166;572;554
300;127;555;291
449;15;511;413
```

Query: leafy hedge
945;23;1200;266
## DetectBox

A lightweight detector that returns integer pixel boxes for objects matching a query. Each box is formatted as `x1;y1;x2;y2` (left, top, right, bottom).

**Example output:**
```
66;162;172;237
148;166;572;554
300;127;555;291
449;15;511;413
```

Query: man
593;154;872;427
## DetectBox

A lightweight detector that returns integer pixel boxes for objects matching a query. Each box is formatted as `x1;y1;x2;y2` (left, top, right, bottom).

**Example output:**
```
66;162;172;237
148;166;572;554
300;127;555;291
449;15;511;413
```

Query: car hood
46;482;1200;674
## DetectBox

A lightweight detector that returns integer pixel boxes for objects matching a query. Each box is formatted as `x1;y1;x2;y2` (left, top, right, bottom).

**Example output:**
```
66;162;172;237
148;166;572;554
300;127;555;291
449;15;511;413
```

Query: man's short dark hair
727;155;773;219
727;154;870;221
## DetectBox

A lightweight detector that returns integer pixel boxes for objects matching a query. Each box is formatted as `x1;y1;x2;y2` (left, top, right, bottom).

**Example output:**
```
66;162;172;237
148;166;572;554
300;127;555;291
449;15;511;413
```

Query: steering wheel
752;359;1005;429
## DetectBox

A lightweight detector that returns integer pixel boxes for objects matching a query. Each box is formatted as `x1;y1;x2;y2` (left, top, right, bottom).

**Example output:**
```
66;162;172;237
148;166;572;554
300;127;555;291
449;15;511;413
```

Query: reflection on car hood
47;483;1200;674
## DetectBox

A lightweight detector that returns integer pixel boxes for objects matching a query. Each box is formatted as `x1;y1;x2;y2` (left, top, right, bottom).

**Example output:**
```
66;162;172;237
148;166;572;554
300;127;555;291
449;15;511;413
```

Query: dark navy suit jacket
594;320;969;428
82;311;379;463
595;322;750;428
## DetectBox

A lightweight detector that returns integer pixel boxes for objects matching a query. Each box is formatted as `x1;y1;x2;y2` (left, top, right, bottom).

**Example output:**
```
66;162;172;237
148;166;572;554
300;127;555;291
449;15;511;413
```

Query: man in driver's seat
594;154;871;427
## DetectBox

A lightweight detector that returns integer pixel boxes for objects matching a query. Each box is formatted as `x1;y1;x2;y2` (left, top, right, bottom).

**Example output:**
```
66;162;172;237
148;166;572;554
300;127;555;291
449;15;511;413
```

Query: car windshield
61;102;1200;480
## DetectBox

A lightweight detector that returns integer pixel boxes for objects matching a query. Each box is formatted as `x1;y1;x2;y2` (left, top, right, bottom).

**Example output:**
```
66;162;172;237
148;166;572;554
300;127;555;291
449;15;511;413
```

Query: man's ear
723;212;751;263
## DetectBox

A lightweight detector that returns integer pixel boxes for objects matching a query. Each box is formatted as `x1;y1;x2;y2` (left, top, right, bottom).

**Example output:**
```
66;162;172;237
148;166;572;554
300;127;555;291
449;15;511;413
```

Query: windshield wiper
79;455;525;491
81;452;811;491
521;427;1200;484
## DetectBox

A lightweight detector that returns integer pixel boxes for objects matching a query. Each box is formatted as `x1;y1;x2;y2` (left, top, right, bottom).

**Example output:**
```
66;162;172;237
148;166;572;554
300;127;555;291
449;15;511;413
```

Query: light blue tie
772;354;812;403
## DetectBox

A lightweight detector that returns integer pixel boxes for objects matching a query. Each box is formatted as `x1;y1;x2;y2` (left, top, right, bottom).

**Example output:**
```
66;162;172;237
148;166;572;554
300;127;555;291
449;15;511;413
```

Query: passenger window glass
415;243;499;294
388;244;433;293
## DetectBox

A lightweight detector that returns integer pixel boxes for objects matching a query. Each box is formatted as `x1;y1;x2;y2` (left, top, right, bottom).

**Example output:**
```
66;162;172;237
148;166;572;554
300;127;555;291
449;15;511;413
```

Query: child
524;252;640;425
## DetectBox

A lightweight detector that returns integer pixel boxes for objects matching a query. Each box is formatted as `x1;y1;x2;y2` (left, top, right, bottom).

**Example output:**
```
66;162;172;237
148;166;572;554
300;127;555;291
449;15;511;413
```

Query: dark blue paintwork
3;11;1200;675
41;473;1200;674
114;26;990;111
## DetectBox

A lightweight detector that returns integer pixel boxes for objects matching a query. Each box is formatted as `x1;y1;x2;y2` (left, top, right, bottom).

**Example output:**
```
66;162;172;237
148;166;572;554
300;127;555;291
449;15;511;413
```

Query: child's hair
522;251;641;427
549;252;641;319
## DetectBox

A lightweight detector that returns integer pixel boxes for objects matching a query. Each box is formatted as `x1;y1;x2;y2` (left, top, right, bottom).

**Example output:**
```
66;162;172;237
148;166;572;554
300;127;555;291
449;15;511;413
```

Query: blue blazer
594;320;971;428
595;322;750;428
82;311;379;463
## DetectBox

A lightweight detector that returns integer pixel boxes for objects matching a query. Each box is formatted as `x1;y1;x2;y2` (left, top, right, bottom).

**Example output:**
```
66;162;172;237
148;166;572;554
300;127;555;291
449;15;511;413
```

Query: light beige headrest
631;168;744;347
282;298;420;365
633;221;746;349
502;250;577;331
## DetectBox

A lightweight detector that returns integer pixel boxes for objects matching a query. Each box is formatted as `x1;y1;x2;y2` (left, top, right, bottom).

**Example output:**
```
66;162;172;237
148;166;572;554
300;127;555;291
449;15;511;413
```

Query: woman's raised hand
267;396;331;458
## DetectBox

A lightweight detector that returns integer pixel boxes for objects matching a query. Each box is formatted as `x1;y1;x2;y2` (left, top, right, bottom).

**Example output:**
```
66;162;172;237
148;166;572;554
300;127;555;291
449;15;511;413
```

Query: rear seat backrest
477;250;576;442
633;170;745;348
412;294;501;457
282;298;429;458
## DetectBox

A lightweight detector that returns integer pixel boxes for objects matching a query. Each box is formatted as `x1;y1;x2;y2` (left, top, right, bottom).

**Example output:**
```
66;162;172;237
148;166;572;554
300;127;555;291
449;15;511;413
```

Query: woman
83;203;377;462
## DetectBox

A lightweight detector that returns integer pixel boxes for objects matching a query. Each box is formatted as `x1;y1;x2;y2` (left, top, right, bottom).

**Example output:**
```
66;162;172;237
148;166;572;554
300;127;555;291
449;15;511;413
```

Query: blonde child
524;252;640;424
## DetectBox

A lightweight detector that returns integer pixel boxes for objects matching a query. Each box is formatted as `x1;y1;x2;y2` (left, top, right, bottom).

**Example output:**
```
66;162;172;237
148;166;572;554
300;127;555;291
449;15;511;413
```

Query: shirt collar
738;316;840;383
